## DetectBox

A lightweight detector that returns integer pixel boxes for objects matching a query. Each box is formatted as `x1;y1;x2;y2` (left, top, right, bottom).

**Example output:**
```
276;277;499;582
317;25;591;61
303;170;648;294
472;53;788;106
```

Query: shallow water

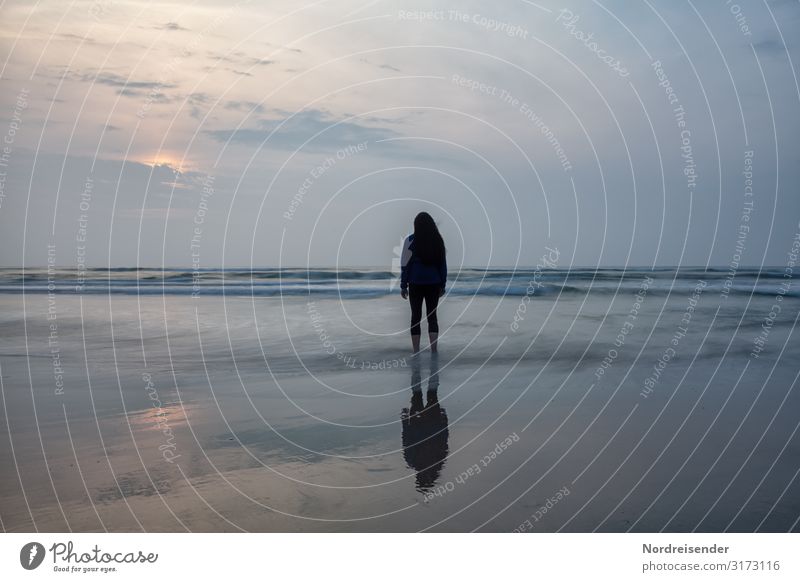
0;269;798;531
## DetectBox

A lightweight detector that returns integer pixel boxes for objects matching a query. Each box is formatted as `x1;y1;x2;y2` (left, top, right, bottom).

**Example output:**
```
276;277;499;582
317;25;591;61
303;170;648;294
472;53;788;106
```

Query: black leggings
409;284;440;335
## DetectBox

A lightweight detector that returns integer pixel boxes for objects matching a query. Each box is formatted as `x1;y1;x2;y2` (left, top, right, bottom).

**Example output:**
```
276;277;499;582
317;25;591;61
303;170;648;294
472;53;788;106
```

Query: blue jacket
400;234;447;290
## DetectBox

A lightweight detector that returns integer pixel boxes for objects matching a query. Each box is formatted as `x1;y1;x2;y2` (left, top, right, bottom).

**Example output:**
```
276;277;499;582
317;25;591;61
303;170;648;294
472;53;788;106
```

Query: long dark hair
412;212;445;265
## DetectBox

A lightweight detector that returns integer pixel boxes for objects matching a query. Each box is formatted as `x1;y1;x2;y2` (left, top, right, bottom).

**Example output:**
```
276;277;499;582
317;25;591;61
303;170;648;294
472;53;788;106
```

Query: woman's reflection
401;354;449;493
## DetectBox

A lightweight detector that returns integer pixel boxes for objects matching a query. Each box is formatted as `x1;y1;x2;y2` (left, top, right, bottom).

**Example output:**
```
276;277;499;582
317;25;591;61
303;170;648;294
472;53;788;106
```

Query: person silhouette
400;212;447;353
401;354;449;493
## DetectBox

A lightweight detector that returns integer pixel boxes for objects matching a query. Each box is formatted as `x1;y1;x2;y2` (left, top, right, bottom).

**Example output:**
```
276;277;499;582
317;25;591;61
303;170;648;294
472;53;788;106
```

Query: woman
400;212;447;353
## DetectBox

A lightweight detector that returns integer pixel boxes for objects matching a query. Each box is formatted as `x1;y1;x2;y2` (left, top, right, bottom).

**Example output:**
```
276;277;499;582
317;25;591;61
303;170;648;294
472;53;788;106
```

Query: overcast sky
1;0;798;268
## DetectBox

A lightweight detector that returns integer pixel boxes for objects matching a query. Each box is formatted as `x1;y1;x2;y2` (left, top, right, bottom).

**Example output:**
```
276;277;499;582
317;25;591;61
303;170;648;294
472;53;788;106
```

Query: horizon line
0;264;787;271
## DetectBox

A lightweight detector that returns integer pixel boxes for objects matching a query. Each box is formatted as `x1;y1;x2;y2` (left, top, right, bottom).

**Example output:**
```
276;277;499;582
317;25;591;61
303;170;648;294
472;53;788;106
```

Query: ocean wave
0;270;795;299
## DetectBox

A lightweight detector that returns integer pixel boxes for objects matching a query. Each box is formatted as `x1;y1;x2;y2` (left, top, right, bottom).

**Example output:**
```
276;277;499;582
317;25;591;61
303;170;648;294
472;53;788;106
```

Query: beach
0;268;798;532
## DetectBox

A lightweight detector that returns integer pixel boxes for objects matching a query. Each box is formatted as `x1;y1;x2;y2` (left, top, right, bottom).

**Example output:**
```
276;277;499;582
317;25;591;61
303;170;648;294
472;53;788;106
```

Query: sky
0;0;798;268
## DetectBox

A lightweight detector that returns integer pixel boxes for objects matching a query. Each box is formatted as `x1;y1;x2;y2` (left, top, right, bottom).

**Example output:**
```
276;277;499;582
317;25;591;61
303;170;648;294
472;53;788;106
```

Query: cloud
96;72;175;90
115;87;173;103
153;22;190;31
359;58;402;73
188;92;212;104
752;38;787;53
50;68;180;105
56;32;96;43
206;50;275;68
186;92;213;119
261;41;303;55
204;109;401;150
61;69;178;91
224;100;267;114
201;50;275;78
378;63;402;72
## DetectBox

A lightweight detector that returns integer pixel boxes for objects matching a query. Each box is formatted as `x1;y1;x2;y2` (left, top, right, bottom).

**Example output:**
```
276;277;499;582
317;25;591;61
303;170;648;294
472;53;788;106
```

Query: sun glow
141;153;188;173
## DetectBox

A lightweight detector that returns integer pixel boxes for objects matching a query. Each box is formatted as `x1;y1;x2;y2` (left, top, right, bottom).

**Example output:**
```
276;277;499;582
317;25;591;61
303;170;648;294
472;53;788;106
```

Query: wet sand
1;289;798;532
